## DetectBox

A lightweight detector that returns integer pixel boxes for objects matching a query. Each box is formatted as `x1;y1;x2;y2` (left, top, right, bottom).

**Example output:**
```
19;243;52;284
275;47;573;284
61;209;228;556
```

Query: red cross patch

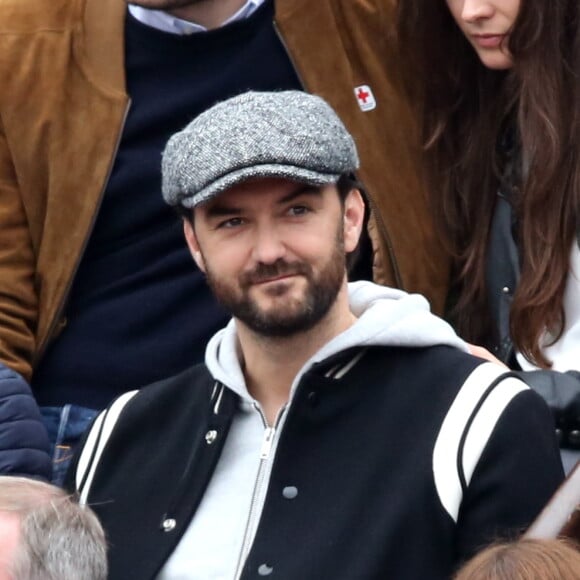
354;85;376;112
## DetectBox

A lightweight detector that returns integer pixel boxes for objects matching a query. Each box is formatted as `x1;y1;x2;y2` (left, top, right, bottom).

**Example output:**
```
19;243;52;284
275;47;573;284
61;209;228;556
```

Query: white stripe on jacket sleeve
76;390;139;505
432;362;528;522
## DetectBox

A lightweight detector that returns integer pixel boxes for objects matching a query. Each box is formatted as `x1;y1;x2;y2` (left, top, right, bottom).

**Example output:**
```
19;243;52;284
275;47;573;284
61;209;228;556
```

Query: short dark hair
173;200;193;223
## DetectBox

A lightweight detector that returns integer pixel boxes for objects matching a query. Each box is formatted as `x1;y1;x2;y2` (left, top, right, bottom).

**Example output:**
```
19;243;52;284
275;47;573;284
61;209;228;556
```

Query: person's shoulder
74;363;215;446
0;364;44;426
277;0;395;27
366;343;483;386
0;363;51;479
0;363;32;398
69;363;217;495
121;363;215;418
0;0;83;34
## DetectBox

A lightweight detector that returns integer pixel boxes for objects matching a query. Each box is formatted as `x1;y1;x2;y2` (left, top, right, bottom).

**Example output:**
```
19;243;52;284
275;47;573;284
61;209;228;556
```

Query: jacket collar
80;0;128;95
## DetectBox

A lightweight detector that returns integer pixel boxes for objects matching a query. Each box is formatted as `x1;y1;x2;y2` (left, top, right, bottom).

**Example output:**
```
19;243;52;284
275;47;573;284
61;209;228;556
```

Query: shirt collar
128;0;266;35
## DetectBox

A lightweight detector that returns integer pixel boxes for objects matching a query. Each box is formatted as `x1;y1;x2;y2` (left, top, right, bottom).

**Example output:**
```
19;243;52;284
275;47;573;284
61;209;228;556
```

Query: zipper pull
260;427;276;459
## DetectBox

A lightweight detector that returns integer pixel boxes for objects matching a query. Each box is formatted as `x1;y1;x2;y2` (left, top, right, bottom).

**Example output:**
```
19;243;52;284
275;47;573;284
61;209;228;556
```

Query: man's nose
251;224;287;265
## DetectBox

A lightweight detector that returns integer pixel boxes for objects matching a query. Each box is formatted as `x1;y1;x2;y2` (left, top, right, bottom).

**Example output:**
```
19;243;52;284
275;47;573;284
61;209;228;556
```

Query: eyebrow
279;184;323;204
204;184;323;219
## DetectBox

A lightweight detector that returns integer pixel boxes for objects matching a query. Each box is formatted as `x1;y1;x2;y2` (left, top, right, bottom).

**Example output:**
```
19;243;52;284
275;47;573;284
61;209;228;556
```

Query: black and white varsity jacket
68;345;564;580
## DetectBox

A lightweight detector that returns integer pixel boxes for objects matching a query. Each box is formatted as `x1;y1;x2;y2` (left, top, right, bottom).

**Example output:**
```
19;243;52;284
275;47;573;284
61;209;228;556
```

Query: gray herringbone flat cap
161;90;360;209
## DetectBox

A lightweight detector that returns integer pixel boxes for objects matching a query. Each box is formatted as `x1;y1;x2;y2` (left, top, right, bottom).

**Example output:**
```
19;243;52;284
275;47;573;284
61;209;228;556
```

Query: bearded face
202;224;346;338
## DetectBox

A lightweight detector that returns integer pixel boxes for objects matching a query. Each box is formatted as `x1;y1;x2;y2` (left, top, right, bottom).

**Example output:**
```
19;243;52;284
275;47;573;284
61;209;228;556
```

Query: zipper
233;403;285;580
230;352;362;579
231;353;365;579
273;20;402;289
260;426;276;459
34;99;132;365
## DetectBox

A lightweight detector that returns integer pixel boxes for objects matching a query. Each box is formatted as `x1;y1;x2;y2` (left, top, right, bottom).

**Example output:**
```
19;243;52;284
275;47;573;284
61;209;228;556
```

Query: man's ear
183;219;206;272
343;188;365;253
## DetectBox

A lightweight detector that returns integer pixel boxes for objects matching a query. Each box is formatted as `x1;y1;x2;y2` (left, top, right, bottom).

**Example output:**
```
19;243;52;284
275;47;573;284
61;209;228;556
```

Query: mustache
240;260;311;287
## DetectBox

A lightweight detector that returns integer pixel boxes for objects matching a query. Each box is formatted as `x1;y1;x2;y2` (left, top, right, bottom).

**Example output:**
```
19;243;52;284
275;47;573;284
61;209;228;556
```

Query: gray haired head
0;476;108;580
162;90;360;209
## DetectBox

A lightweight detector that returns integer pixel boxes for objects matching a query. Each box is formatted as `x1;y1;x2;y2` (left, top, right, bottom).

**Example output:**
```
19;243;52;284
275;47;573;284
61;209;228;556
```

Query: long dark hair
398;0;580;367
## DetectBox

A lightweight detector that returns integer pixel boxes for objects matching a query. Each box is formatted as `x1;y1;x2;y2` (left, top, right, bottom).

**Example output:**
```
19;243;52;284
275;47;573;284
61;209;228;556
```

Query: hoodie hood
205;281;468;401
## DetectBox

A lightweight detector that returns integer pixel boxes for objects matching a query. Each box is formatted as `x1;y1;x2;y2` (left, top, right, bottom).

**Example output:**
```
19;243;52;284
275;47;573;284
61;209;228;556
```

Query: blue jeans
40;405;99;487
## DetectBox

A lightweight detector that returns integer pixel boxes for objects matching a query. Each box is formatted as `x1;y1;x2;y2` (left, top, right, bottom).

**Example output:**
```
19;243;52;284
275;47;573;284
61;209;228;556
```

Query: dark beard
204;231;347;338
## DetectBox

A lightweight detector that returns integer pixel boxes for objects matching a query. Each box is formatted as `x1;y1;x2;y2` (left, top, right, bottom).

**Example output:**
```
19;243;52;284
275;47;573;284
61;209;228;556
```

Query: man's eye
217;217;244;229
288;206;310;217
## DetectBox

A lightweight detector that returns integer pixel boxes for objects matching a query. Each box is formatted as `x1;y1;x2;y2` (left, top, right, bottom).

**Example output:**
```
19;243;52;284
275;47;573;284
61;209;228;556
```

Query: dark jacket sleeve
0;362;51;480
454;388;564;562
513;370;580;473
513;370;580;446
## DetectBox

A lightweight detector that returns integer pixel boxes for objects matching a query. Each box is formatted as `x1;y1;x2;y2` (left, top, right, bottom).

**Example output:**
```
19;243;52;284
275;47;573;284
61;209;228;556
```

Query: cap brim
179;164;342;209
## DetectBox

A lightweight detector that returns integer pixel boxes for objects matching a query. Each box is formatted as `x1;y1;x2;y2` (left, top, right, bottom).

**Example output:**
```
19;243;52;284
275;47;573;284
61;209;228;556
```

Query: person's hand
467;343;508;369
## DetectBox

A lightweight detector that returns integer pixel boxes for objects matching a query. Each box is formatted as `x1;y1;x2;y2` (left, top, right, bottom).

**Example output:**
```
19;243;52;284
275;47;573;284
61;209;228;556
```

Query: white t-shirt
517;241;580;371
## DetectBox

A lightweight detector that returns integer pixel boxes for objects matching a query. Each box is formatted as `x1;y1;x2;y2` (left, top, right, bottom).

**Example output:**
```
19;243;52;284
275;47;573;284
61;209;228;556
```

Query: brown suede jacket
0;0;450;382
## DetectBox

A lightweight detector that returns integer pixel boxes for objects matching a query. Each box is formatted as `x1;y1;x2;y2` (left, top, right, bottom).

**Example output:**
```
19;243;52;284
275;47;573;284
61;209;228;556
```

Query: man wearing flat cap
68;91;563;580
0;0;442;487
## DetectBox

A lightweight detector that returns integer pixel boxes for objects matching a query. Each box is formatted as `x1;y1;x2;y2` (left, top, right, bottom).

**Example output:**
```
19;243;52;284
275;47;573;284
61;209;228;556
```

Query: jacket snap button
162;518;176;532
502;286;511;294
258;564;273;576
205;430;218;444
569;430;580;447
282;486;298;499
307;391;319;407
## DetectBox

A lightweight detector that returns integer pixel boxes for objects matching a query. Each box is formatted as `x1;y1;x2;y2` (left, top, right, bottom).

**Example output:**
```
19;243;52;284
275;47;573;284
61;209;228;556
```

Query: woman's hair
454;539;580;579
397;0;580;366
